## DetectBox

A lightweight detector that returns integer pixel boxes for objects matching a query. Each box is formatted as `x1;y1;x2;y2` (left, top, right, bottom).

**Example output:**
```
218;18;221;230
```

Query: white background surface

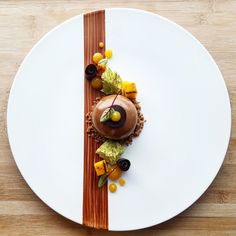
7;9;231;231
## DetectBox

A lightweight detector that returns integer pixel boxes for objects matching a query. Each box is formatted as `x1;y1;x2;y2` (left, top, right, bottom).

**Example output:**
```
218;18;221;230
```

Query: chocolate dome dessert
92;95;138;140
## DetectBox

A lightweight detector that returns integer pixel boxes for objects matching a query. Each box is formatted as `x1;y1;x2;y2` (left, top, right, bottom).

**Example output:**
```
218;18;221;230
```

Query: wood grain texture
0;0;235;235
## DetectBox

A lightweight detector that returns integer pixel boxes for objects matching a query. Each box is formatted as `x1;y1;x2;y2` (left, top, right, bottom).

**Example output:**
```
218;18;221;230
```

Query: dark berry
117;158;131;171
85;64;97;80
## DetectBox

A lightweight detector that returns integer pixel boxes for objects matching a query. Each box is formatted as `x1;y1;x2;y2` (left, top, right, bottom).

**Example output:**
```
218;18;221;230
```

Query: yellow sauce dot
109;183;117;193
119;178;126;186
99;42;104;48
92;52;103;64
105;49;113;59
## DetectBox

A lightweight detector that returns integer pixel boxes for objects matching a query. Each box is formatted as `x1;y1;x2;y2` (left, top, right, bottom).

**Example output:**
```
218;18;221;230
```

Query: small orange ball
119;178;126;186
91;77;103;90
92;52;103;64
105;49;113;59
99;42;104;48
111;111;121;122
108;165;122;181
98;63;106;71
109;183;117;193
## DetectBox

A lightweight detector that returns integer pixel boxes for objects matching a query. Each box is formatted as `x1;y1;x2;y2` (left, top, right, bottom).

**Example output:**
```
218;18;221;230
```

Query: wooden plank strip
1;216;236;232
182;203;236;217
83;10;108;229
0;201;53;215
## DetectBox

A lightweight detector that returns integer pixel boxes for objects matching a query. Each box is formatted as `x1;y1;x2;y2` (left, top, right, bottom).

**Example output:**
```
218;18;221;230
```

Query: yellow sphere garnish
108;165;122;181
105;49;113;59
99;42;104;48
98;63;106;71
91;77;103;90
93;52;103;64
111;111;121;122
119;178;126;186
109;183;117;193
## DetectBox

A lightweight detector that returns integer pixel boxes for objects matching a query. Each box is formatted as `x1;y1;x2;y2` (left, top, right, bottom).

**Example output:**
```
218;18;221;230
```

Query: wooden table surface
0;1;236;235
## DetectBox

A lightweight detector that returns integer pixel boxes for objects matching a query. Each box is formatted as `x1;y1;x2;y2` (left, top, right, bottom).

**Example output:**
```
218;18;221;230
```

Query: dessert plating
85;45;145;193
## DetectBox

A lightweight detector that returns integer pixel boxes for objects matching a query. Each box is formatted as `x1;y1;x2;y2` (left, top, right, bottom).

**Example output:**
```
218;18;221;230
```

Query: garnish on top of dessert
85;44;145;193
92;95;138;139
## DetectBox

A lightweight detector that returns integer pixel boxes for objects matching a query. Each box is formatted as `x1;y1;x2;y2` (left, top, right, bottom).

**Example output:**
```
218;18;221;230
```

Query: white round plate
7;8;231;231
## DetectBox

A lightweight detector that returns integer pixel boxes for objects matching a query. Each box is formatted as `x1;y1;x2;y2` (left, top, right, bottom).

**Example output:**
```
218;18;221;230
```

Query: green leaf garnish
101;67;122;95
98;173;109;188
100;108;115;123
98;58;108;65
